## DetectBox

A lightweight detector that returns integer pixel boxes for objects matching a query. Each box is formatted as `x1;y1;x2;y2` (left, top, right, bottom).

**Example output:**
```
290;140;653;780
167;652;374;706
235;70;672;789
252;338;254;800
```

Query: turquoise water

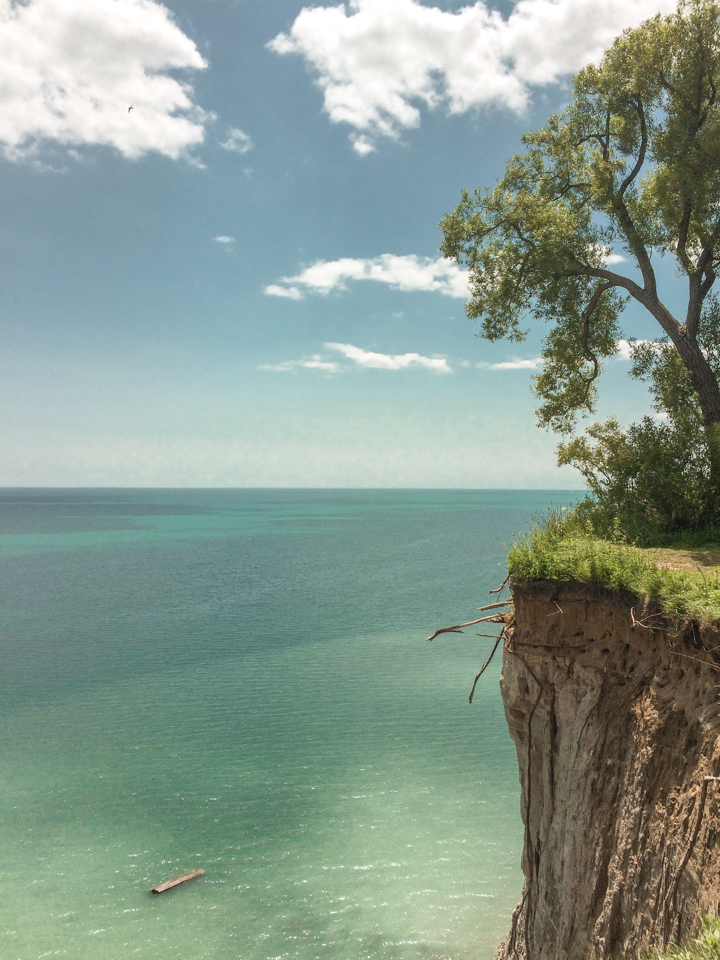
0;489;575;960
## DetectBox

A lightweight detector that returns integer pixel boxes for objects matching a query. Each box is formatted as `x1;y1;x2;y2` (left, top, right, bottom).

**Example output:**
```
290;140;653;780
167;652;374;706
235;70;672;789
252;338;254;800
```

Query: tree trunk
674;335;720;504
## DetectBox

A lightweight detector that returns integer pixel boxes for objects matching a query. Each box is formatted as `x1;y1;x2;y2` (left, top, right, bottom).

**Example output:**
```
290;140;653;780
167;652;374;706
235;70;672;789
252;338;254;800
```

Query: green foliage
441;0;720;429
646;916;720;960
558;299;720;539
507;510;720;625
441;0;720;529
558;415;713;538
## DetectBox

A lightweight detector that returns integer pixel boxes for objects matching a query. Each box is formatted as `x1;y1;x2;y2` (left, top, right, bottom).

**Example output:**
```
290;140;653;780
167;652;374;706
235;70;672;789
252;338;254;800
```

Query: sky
0;0;681;488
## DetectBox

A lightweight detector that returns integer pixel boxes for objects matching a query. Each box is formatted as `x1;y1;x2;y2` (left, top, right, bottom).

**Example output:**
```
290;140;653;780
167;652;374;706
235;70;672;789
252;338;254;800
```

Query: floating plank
151;868;204;894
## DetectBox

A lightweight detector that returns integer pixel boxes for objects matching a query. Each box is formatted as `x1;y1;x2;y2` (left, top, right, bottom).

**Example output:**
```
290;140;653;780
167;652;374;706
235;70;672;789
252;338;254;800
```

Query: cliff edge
495;579;720;960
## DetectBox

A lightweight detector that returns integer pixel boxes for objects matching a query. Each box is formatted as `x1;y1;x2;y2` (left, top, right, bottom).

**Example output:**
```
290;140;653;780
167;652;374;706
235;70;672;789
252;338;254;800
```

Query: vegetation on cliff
650;917;720;959
507;511;720;625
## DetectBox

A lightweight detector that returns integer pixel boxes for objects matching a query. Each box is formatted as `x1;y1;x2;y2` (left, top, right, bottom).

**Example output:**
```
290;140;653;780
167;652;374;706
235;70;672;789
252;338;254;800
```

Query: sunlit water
0;489;575;960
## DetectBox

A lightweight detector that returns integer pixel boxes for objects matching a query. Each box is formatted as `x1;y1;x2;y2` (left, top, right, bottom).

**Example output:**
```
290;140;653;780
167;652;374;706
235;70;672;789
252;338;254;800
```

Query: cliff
495;579;720;960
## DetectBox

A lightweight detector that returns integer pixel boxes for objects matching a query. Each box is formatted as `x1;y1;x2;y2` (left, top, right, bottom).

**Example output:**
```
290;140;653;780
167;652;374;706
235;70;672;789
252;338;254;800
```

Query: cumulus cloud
0;0;211;162
264;254;469;298
268;0;675;152
260;342;451;373
219;127;253;154
215;235;235;243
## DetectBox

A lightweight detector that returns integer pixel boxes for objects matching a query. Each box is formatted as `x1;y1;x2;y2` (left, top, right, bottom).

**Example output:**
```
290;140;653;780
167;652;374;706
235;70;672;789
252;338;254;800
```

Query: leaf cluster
440;0;720;433
557;297;720;539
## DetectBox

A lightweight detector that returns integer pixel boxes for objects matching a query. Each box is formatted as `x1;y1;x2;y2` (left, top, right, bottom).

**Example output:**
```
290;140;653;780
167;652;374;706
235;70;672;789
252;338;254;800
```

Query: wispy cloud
260;342;451;374
326;342;451;372
478;357;542;370
0;0;211;162
264;254;468;299
219;127;253;154
259;356;342;373
264;283;304;300
215;235;235;244
268;0;674;153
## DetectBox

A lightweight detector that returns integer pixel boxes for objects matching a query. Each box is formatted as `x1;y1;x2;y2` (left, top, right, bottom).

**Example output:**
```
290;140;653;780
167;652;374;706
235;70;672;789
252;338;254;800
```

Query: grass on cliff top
507;512;720;626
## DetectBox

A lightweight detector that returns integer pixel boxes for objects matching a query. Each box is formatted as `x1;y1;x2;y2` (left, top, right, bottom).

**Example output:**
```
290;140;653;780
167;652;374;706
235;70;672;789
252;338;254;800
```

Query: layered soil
495;580;720;960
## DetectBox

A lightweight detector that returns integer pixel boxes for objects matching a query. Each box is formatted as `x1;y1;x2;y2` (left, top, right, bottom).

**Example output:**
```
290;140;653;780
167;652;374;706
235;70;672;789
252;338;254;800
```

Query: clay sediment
495;580;720;960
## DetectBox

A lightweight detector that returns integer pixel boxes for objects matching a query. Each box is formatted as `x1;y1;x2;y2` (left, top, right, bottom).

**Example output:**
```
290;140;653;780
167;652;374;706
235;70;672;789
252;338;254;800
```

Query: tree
440;0;720;521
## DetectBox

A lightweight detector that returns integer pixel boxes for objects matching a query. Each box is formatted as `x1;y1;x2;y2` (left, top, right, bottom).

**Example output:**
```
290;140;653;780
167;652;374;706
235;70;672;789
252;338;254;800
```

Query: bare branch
426;614;508;642
468;631;504;703
489;574;511;595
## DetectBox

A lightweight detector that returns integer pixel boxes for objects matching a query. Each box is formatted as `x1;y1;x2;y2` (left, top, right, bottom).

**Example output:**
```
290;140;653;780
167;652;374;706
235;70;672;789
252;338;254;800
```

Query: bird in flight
128;105;133;113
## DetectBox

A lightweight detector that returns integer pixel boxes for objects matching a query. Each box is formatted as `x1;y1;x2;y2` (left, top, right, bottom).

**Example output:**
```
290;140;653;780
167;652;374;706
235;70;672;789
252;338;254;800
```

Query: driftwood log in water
151;869;204;894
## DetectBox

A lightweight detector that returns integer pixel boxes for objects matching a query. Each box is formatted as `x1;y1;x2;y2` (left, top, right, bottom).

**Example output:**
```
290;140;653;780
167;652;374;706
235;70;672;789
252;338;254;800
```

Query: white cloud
259;355;343;372
0;0;211;162
268;0;675;153
264;283;304;299
326;342;451;372
478;357;542;369
215;235;235;244
219;127;253;154
265;254;469;298
260;343;451;373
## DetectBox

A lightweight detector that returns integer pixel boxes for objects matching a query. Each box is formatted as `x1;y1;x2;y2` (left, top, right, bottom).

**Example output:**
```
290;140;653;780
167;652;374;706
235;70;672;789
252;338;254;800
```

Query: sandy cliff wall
495;580;720;960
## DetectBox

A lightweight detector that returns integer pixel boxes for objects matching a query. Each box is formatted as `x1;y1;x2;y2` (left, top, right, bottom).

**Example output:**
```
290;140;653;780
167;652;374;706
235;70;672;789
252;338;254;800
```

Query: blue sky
0;0;679;487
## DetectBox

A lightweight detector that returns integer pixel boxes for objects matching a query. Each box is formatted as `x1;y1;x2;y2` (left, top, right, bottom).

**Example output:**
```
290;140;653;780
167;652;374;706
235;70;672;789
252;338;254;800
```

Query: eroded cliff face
496;580;720;960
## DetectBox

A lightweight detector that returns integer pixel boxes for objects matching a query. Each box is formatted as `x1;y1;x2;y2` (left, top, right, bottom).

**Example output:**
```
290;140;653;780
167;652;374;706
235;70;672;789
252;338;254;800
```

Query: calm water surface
0;489;576;960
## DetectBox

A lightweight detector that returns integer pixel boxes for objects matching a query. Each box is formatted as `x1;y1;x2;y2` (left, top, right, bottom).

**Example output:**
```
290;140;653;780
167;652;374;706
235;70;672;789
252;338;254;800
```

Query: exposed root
468;630;505;703
426;614;508;642
489;574;511;595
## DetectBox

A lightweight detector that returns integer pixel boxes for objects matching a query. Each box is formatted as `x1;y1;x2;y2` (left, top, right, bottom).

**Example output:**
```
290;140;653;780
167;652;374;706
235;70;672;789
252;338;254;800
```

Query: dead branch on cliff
426;613;507;642
489;574;510;595
630;606;665;633
468;628;506;703
662;776;720;946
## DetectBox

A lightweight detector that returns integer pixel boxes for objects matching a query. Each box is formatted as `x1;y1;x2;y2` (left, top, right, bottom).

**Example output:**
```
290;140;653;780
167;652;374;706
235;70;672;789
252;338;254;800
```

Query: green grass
507;512;720;626
644;917;720;959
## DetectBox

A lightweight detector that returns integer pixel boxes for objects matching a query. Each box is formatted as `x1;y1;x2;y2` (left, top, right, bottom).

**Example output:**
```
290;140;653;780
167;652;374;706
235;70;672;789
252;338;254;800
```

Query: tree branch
565;265;683;341
618;96;648;198
426;613;507;642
